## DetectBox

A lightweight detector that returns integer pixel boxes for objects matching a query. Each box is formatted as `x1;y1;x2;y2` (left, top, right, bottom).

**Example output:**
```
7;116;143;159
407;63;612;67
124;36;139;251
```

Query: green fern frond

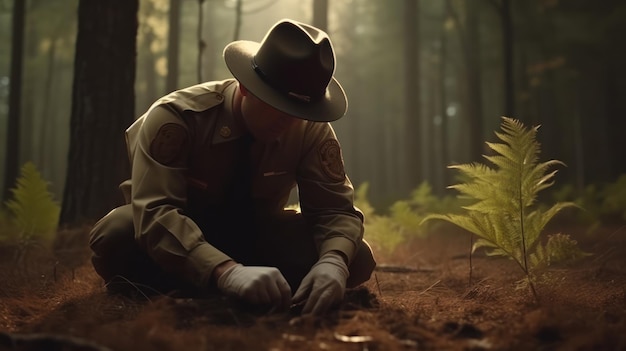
529;233;589;270
363;181;452;255
365;215;405;255
602;174;626;221
408;182;436;206
528;243;548;270
354;182;375;219
422;213;480;237
355;182;405;255
526;202;579;247
389;200;423;230
544;233;591;265
4;162;60;244
448;164;507;213
422;117;587;299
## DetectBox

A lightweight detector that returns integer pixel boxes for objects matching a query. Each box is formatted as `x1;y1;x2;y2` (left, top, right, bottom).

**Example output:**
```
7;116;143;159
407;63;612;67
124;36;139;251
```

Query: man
89;19;376;316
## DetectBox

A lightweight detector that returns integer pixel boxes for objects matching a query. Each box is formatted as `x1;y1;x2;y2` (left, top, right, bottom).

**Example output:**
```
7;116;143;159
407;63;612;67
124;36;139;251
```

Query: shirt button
220;126;232;138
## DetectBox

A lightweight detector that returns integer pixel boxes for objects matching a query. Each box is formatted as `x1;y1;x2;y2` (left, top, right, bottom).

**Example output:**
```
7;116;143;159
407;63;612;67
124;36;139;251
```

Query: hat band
251;56;320;104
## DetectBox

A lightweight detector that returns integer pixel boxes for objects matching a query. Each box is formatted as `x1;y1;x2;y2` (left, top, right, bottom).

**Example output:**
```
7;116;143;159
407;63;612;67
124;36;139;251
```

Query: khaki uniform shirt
122;79;363;288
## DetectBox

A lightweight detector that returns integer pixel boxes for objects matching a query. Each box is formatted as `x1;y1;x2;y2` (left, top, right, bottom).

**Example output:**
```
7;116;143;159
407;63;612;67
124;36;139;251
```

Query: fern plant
354;182;406;256
601;174;626;221
422;117;588;299
356;181;461;257
2;162;60;248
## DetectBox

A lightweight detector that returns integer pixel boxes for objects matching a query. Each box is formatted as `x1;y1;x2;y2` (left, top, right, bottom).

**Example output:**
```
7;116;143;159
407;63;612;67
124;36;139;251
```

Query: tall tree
196;0;206;83
496;0;515;117
2;0;25;202
60;0;138;226
166;0;182;93
403;0;421;190
140;0;158;107
434;9;452;193
38;38;58;173
463;1;484;161
232;0;242;41
446;0;484;162
312;0;328;31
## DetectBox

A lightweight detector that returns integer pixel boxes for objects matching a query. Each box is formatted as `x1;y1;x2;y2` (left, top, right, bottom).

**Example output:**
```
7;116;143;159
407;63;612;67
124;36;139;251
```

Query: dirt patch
1;224;625;351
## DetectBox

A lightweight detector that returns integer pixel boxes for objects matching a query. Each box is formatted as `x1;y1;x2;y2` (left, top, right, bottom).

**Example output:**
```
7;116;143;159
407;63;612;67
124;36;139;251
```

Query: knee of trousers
89;204;135;257
347;239;377;288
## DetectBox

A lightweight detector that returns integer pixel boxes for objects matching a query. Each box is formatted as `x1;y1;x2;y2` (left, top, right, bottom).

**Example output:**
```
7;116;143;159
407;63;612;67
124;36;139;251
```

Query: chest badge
219;126;232;138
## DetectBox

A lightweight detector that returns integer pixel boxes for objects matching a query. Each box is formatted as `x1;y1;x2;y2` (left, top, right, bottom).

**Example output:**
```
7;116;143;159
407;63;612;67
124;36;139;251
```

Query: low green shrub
357;181;460;256
1;162;60;249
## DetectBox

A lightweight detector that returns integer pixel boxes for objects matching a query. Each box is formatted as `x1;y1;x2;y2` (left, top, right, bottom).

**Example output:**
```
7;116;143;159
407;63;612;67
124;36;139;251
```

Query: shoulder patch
149;123;189;166
318;139;345;182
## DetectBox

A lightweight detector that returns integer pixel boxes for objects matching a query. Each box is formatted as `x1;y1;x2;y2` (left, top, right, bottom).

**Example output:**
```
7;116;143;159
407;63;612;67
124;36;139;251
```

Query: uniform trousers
89;204;376;296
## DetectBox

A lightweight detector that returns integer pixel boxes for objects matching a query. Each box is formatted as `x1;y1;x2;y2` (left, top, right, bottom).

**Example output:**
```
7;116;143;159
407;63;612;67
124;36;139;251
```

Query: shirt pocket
253;171;296;210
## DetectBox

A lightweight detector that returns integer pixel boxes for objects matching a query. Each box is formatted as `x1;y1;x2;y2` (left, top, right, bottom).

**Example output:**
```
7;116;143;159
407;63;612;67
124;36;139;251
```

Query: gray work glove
293;251;349;315
217;264;292;310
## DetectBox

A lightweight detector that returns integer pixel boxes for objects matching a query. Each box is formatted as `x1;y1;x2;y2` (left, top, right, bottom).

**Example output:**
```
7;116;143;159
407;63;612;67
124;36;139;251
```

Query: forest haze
1;0;625;224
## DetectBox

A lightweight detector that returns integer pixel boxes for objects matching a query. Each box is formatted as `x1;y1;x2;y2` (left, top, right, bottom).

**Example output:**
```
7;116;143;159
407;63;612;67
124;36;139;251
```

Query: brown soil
1;224;625;351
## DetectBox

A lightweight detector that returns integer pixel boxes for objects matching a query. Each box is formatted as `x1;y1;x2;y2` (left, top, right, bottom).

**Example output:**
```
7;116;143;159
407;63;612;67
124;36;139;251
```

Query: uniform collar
211;79;290;147
211;80;247;144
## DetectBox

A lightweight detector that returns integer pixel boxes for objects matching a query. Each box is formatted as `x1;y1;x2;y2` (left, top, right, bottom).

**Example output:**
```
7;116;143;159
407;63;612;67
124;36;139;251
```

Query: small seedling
422;117;588;300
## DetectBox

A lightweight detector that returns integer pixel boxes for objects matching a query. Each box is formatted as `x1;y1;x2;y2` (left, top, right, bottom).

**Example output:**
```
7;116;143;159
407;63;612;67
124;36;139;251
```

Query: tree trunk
202;0;216;81
436;13;450;193
60;0;138;226
605;56;626;180
2;0;26;202
143;27;158;103
166;0;182;93
463;1;484;161
233;0;242;41
312;0;328;32
403;0;421;192
39;38;58;173
197;0;206;83
501;0;515;117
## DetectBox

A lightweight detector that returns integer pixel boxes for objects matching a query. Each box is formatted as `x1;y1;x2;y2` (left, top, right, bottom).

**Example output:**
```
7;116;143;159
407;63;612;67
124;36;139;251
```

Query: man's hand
292;251;349;315
216;264;292;310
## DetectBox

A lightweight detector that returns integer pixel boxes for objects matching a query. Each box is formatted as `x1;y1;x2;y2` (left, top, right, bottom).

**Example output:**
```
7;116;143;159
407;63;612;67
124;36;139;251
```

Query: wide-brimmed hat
223;19;347;122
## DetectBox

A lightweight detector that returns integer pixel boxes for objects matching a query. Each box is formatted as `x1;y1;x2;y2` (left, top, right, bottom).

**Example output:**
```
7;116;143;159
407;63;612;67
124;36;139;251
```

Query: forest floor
1;222;625;351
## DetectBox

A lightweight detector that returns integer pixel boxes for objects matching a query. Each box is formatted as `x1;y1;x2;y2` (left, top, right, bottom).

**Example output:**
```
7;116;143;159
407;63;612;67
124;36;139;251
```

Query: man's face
240;88;301;143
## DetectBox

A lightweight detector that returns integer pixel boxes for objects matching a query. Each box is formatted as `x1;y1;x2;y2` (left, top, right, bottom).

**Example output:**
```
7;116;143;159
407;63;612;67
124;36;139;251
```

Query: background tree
434;4;452;192
233;0;243;41
136;0;168;112
139;0;159;105
197;0;207;83
312;0;328;32
446;0;485;162
497;0;515;117
59;0;139;226
403;0;421;192
1;1;77;202
166;0;182;93
2;0;25;203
